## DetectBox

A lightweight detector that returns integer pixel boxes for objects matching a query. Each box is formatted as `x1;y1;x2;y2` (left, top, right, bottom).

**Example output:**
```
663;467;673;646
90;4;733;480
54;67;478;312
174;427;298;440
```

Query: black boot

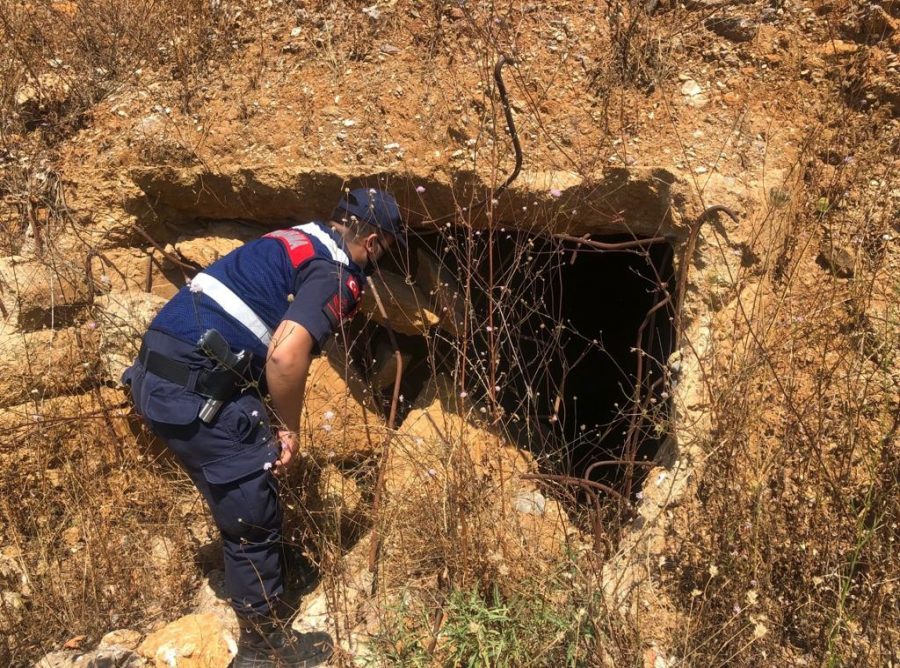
233;613;332;668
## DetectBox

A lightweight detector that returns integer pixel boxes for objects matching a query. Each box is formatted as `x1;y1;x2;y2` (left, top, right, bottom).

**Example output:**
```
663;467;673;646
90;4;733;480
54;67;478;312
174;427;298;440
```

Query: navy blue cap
333;188;406;246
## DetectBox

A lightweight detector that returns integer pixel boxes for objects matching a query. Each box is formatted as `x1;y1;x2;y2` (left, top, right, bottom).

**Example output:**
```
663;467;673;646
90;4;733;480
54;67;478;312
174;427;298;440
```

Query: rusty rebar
552;233;671;251
493;55;522;197
426;54;522;225
520;472;630;504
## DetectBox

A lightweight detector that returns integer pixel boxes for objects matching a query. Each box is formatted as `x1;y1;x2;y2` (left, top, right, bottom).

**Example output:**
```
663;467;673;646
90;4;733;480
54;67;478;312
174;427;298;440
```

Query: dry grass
0;389;201;665
0;2;230;664
663;110;899;665
0;0;225;139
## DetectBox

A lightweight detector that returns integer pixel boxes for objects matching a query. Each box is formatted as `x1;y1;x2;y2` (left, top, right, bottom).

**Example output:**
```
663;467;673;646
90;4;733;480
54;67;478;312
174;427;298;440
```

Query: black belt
138;341;247;399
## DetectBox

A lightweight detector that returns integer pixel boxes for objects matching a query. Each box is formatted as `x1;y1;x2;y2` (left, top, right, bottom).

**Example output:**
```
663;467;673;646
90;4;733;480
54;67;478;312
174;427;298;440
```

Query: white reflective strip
296;223;350;266
190;273;273;346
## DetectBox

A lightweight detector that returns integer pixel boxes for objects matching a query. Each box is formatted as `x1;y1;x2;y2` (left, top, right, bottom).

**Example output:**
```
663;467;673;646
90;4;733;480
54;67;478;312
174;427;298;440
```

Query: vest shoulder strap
263;228;316;268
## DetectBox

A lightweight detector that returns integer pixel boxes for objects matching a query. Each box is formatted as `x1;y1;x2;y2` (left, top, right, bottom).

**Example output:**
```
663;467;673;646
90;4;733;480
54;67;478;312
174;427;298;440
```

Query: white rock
99;628;143;650
513;490;548;515
680;79;702;97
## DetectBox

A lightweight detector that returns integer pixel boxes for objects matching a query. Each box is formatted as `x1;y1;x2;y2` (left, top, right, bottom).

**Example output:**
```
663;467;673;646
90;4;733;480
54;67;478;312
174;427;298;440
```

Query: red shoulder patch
263;229;315;268
323;277;362;327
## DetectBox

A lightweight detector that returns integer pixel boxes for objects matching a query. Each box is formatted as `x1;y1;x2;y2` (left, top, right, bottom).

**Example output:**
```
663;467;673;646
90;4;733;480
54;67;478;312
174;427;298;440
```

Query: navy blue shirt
150;222;365;372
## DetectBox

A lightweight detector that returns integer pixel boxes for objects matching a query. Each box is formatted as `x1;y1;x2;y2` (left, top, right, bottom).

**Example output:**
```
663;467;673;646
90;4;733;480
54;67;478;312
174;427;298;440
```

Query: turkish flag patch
323;277;361;328
345;275;361;300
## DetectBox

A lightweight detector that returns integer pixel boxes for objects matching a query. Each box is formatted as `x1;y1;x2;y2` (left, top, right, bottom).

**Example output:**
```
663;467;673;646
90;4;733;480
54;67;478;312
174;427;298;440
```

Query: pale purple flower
86;321;97;330
415;185;426;193
550;188;562;198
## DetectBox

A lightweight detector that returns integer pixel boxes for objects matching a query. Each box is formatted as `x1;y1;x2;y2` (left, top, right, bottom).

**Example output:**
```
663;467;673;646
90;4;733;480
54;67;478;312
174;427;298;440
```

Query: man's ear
365;233;382;255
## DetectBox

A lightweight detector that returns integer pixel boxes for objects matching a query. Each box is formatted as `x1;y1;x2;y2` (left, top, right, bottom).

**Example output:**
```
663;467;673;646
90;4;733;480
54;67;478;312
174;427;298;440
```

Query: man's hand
275;429;299;471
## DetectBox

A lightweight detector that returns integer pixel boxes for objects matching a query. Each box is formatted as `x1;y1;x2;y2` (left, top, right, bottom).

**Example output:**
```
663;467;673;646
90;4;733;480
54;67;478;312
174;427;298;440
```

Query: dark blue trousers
124;330;282;619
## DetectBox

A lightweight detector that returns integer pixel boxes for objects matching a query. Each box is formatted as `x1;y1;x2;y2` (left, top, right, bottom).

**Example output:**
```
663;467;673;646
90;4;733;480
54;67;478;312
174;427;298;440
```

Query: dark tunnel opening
345;225;677;494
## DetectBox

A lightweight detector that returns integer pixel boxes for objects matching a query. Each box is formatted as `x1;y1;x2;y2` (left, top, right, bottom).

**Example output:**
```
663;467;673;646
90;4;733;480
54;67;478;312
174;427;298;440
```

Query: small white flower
263;462;273;471
322;424;333;433
323;410;335;421
251;410;259;417
459;391;468;398
188;279;203;294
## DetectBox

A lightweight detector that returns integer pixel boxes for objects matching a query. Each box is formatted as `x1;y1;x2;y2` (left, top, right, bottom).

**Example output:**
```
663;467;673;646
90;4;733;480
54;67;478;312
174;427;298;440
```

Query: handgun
197;328;249;423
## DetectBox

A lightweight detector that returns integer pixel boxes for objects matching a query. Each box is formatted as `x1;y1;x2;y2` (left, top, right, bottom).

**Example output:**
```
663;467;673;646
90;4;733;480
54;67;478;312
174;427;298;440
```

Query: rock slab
137;612;235;668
